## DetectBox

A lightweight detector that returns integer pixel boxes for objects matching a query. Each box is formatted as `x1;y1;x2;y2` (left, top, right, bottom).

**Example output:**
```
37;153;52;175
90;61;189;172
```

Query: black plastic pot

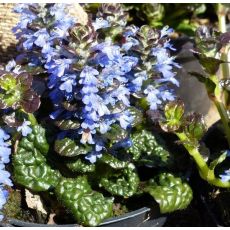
0;207;167;227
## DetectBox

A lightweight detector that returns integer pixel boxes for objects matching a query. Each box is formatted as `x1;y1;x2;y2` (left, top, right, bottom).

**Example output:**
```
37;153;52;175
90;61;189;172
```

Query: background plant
156;23;230;188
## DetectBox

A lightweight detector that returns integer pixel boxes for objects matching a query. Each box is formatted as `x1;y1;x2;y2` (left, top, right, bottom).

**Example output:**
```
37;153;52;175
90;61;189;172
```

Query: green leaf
104;124;128;144
99;154;139;197
55;177;113;226
184;113;206;143
13;125;61;192
189;71;216;95
209;151;228;171
198;54;224;75
127;106;144;127
127;130;170;167
66;158;95;173
160;100;184;132
54;138;90;157
145;173;193;213
55;119;80;130
0;73;17;91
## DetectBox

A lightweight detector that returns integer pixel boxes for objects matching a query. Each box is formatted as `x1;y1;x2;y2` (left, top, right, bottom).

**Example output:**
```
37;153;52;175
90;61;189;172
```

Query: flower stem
28;113;38;126
217;3;229;104
209;75;230;147
176;132;230;188
213;100;230;147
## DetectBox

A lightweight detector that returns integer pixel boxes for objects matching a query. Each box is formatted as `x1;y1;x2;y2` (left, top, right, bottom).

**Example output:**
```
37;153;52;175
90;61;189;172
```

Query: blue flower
109;85;130;107
85;151;102;164
144;86;162;110
0;129;10;142
130;71;147;92
59;74;77;93
17;120;32;137
50;4;67;20
0;188;7;212
0;128;12;220
13;4;37;30
45;59;73;77
0;129;11;164
79;129;95;145
160;26;174;38
92;42;122;62
5;60;16;72
0;164;12;186
119;56;138;73
122;25;139;51
220;169;230;182
93;18;110;31
152;48;180;86
116;111;134;130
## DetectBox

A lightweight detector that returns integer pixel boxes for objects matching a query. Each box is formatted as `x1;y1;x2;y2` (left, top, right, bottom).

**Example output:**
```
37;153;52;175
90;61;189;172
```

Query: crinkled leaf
66;158;95;173
20;90;40;113
104;124;128;144
100;154;129;169
127;130;170;167
184;113;206;143
55;119;80;130
55;138;90;157
99;154;139;197
145;173;193;213
13;125;61;192
62;101;78;111
127;106;144;127
55;177;113;227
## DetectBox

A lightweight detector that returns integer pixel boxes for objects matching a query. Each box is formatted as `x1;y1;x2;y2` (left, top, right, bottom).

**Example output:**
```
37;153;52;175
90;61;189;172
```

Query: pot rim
3;207;152;227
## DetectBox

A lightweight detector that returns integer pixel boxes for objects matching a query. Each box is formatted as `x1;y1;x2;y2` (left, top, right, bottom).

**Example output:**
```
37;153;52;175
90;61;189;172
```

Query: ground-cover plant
0;4;193;226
